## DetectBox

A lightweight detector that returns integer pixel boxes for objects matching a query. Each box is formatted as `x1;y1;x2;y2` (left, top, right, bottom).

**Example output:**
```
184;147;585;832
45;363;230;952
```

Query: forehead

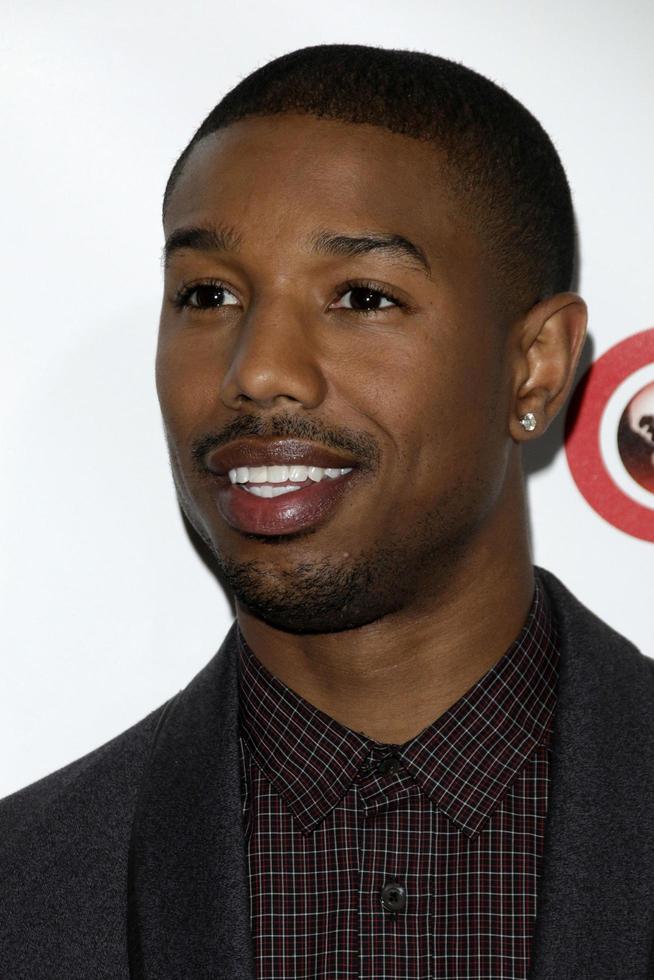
164;114;465;255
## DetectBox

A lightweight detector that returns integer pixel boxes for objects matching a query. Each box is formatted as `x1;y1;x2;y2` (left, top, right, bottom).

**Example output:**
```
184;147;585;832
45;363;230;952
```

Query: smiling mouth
213;461;359;537
228;464;354;498
206;437;365;537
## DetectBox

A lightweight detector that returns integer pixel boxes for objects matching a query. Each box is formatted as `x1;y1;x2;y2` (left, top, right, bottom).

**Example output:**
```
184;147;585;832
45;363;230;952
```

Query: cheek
155;328;221;437
350;320;507;487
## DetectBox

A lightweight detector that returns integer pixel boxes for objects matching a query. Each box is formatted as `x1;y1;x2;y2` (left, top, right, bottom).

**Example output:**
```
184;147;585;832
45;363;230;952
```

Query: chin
214;549;406;635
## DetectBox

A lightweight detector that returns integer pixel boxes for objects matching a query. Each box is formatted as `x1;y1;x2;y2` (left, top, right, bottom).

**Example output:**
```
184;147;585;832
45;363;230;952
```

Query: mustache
190;413;381;473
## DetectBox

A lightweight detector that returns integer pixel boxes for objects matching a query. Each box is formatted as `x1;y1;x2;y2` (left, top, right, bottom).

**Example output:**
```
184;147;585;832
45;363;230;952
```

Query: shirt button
380;881;407;912
377;753;401;775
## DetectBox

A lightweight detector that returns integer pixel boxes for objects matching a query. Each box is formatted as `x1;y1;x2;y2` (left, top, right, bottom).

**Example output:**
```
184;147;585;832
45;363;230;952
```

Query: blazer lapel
528;570;654;979
127;623;256;980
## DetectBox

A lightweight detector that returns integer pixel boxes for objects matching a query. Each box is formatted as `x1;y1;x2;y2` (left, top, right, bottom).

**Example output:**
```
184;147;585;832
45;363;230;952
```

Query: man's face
157;114;515;633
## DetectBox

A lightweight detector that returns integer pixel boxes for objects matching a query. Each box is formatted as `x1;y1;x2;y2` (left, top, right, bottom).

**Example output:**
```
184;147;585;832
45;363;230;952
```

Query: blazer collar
528;568;654;979
127;622;256;980
127;571;654;979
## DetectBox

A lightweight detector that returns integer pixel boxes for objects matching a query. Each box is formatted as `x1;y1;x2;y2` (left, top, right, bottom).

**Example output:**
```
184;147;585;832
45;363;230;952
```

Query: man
1;43;653;980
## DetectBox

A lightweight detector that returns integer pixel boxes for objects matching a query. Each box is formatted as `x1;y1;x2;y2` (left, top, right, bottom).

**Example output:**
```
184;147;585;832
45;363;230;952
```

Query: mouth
206;439;363;536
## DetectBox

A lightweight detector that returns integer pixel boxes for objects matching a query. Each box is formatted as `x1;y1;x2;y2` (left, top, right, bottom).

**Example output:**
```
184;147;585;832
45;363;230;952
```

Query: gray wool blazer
1;567;654;979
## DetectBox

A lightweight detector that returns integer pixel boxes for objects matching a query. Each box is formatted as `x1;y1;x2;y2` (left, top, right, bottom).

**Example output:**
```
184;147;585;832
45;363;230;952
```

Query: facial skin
157;113;587;743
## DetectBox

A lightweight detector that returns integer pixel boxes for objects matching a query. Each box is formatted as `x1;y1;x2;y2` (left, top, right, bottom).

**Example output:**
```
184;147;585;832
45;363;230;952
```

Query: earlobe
510;292;588;441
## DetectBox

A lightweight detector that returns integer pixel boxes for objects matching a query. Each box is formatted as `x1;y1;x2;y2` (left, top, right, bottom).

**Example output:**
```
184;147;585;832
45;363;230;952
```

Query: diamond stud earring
519;412;537;432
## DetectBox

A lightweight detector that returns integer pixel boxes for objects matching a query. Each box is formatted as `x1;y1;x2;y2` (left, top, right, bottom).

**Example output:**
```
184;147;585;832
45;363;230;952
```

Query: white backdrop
2;0;653;798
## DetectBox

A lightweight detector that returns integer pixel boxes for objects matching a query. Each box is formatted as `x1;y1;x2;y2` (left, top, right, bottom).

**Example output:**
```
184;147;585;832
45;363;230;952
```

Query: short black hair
163;44;576;314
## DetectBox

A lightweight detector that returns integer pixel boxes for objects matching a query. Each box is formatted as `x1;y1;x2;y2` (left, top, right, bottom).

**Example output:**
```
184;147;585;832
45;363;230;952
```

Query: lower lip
215;473;357;536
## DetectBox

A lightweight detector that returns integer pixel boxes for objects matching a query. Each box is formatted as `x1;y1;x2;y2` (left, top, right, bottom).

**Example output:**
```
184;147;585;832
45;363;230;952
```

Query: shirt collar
237;572;559;839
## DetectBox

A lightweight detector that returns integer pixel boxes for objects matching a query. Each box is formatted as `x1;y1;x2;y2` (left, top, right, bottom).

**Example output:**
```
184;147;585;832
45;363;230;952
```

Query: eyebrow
162;223;432;278
309;229;432;278
162;224;242;268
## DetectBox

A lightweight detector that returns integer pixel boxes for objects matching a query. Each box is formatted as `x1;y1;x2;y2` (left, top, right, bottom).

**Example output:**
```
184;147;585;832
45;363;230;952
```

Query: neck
236;464;533;745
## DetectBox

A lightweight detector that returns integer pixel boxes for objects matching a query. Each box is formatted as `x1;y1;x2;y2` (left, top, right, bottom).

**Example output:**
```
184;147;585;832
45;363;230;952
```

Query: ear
509;292;588;442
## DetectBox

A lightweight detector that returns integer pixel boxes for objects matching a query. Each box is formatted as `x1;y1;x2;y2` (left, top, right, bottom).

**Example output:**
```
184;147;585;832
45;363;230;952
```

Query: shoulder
537;565;654;695
0;699;169;977
0;699;168;832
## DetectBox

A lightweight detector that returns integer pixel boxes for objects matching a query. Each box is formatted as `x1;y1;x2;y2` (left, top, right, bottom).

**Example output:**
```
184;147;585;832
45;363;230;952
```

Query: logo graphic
618;381;654;494
565;328;654;543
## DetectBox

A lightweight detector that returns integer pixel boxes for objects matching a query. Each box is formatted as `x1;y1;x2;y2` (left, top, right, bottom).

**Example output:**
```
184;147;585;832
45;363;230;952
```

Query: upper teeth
228;465;352;484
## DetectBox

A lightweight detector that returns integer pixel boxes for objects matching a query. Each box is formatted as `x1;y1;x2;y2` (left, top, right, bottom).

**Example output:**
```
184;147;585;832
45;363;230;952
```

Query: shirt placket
356;745;429;979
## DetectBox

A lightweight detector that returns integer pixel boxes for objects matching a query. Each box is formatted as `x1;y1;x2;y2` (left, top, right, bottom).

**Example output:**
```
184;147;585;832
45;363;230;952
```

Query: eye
332;283;401;313
174;280;240;310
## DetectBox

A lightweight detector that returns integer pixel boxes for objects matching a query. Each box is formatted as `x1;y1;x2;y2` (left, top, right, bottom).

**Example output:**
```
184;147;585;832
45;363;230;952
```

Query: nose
219;299;328;411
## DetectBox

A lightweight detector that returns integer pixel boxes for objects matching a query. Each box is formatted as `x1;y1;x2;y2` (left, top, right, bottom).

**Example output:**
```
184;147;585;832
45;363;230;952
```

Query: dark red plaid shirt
237;574;559;979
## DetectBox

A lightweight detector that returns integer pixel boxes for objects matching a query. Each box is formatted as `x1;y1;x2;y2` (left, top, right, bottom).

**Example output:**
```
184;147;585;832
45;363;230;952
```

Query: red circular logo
565;328;654;543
